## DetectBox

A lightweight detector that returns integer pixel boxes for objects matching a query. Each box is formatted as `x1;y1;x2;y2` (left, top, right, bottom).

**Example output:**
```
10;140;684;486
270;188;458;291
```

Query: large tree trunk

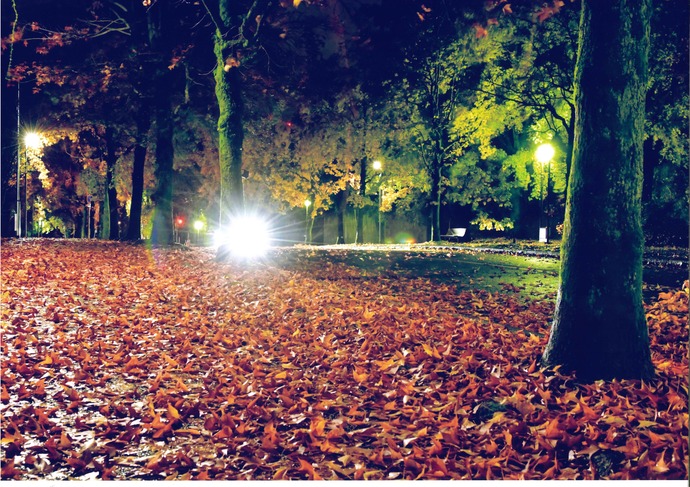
149;68;175;245
124;2;152;242
214;61;244;221
148;2;175;245
215;1;245;222
542;0;654;380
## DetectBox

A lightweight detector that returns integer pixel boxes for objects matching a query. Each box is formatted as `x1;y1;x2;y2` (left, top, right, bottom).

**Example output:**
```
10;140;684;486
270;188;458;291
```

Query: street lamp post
17;131;43;238
16;146;21;238
194;220;204;245
86;195;92;238
535;143;555;243
304;199;311;243
373;160;383;244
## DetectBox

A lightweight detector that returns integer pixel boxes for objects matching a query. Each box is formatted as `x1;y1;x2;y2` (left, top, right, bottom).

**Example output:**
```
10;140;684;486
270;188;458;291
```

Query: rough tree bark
542;0;654;380
124;113;150;241
124;0;153;242
214;0;246;222
148;1;175;245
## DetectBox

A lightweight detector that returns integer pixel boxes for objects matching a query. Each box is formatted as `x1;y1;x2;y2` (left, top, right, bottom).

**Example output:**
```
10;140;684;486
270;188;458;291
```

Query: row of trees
1;0;688;380
2;0;686;246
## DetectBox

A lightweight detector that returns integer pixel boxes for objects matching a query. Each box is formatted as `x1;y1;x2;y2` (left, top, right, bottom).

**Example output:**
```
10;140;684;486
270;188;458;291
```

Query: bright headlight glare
215;216;271;258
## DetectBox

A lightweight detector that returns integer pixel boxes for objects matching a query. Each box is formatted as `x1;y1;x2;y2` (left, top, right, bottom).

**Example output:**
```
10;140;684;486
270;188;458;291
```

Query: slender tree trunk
336;186;347;244
124;114;150;241
124;2;152;242
103;128;119;240
356;156;367;243
564;105;575;190
306;218;313;244
313;213;324;244
102;194;111;239
429;160;442;242
542;0;654;380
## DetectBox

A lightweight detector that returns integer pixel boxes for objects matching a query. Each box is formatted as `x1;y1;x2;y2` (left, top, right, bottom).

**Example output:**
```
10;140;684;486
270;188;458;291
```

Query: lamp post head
304;199;311;208
24;132;44;150
372;160;382;172
535;143;555;165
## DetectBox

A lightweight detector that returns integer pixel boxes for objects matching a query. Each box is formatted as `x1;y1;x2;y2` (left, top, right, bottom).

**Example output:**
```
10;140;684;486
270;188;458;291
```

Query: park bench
441;227;467;242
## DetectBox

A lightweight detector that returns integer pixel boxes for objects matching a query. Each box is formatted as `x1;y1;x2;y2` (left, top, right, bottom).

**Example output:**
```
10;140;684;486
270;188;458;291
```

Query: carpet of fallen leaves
1;239;687;480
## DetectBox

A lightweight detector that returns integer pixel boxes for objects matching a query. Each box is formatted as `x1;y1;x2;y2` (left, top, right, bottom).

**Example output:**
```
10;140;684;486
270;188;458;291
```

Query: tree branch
200;0;223;36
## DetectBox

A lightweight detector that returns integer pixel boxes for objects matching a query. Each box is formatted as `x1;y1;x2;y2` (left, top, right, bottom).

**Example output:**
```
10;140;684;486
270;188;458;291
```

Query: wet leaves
1;239;687;480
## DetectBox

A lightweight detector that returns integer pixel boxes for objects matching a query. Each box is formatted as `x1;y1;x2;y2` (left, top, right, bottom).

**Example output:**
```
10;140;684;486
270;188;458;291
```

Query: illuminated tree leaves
0;240;687;480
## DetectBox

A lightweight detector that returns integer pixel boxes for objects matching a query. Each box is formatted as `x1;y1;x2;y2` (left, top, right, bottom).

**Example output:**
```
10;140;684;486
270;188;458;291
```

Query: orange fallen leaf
298;458;322;480
353;368;368;383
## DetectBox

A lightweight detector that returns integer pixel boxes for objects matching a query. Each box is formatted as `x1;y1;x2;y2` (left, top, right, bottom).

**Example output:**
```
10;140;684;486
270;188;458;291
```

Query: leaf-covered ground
1;239;687;480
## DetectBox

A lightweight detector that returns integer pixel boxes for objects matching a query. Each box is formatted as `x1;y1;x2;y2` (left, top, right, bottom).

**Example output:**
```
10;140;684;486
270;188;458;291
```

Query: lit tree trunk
125;114;150;241
355;106;369;244
149;70;174;245
214;1;245;222
336;186;347;244
554;106;576;197
429;157;442;242
542;0;654;380
103;127;119;241
356;155;367;243
148;2;175;245
124;2;152;242
564;105;575;192
313;213;324;244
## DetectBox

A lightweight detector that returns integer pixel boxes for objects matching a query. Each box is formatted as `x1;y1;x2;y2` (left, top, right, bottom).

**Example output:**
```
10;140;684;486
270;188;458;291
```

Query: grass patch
268;246;561;302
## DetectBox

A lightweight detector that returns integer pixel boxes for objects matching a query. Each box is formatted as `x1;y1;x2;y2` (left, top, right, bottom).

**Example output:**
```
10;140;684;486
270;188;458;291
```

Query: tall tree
642;0;689;246
470;8;578;191
244;98;350;232
542;0;654;380
102;127;120;240
390;36;478;241
147;0;178;245
207;0;259;221
124;0;156;242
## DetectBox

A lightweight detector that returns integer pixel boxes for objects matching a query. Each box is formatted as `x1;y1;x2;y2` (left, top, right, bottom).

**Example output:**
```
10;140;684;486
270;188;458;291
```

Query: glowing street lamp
535;143;555;243
24;132;43;150
193;219;205;244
